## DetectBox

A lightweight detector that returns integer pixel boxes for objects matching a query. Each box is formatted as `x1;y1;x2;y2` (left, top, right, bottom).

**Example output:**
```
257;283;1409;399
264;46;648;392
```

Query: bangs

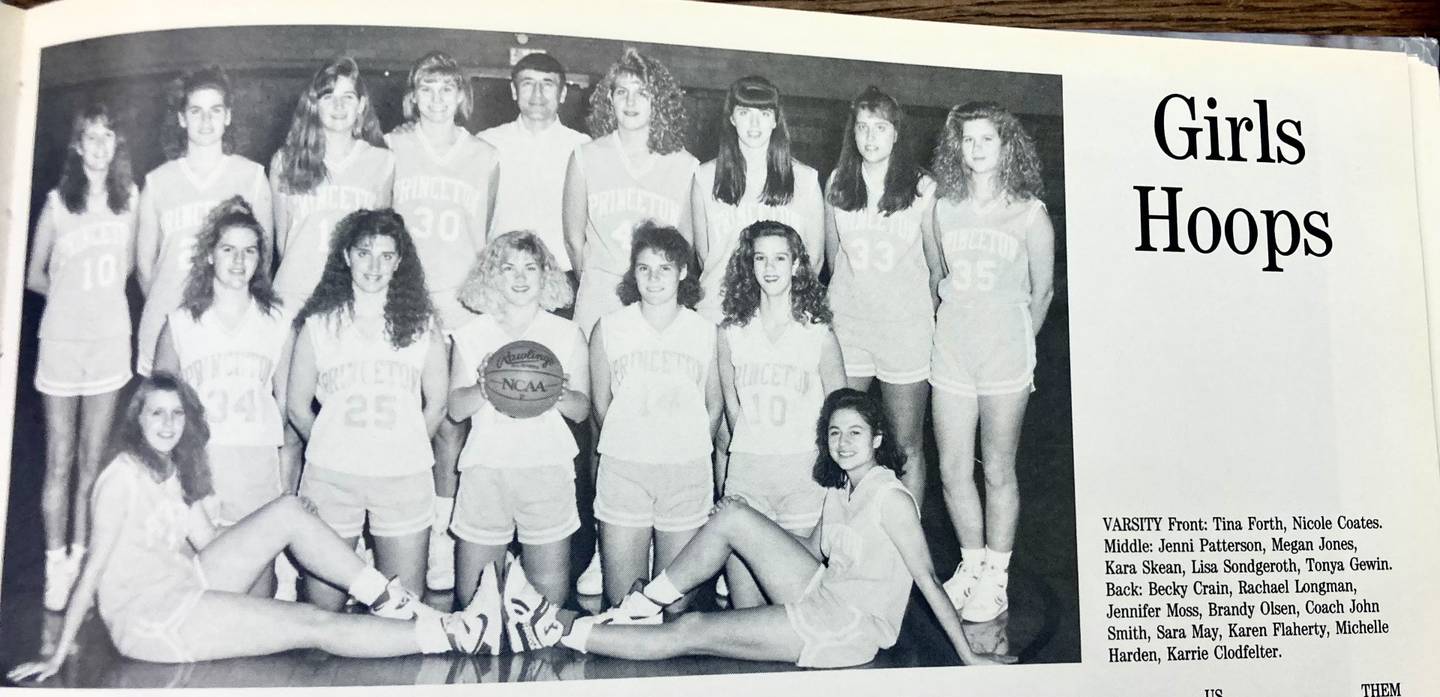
731;80;780;110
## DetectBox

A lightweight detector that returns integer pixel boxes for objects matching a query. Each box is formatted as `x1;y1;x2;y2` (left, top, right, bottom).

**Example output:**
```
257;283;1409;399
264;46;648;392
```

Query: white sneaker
600;581;664;625
371;577;441;621
438;612;494;655
502;554;565;652
43;549;76;612
960;568;1009;623
943;563;981;609
459;564;503;655
427;527;456;592
576;549;602;596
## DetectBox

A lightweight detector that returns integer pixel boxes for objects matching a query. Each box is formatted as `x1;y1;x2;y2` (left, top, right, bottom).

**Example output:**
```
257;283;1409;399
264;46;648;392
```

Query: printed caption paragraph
1099;515;1390;664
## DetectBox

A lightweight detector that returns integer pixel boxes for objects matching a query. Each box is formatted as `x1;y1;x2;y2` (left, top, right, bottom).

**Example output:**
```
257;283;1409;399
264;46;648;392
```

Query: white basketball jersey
167;302;289;446
577;133;697;279
93;455;197;629
272;142;395;307
136;155;270;374
598;304;715;463
828;174;936;321
694;160;823;323
935;195;1046;307
36;188;136;341
386;126;496;295
451;312;582;469
725;318;828;455
304;312;433;476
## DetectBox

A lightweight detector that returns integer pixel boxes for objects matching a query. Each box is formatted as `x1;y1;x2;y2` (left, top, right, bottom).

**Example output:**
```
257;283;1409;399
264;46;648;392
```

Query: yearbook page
0;1;1437;696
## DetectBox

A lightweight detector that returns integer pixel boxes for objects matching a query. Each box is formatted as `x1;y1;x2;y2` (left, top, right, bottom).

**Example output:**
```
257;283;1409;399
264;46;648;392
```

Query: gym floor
0;281;1079;687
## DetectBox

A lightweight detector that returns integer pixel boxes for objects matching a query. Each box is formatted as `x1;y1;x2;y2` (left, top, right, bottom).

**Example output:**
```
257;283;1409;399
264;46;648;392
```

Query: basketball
483;340;566;419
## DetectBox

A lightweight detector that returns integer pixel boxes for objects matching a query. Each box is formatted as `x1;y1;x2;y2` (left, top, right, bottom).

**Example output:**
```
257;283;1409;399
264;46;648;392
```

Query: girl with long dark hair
25;102;138;612
286;209;448;612
824;86;941;501
692;75;823;324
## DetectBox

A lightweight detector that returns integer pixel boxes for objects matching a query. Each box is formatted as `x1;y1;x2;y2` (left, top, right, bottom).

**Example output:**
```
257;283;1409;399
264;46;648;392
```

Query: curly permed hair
585;48;688;155
401;50;473;125
456;230;573;316
275;57;387;195
293;208;433;349
616;221;703;309
719;219;831;328
931;101;1043;202
59;103;135;215
161;64;236;160
102;372;213;505
826;86;924;215
812;387;907;489
180;196;281;319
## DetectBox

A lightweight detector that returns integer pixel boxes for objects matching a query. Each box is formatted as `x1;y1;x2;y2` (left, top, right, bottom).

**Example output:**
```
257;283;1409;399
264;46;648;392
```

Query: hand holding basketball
482;340;566;419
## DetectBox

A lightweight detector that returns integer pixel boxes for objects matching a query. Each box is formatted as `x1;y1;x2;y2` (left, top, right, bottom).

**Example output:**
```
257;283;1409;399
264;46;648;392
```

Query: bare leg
199;496;366;598
373;530;429;599
454;540;506;607
653;527;700;613
670;504;819;604
881;379;930;502
75;390;120;548
171;592;423;661
600;523;651;607
934;390;983;549
724;555;766;609
977;391;1029;553
585;605;803;662
41;395;79;552
521;537;571;606
432;415;464;500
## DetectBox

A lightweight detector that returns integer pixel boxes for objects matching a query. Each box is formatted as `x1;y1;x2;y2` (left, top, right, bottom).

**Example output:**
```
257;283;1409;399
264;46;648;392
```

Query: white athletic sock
959;547;986;574
984;548;1012;573
347;567;390;606
414;616;452;654
641;571;683;605
432;496;454;529
559;615;597;653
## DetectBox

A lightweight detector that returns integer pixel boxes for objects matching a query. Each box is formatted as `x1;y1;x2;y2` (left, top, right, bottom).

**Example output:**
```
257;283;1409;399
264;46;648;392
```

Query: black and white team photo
1;22;1076;688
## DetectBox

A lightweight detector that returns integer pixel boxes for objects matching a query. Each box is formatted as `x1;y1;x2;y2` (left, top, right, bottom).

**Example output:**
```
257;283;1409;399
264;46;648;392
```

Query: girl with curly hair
287;209;448;612
447;231;590;615
496;388;1012;669
7;373;497;680
562;47;698;337
693;76;823;324
152;197;292;597
136;65;272;377
25;102;138;612
927;101;1054;624
589;222;721;607
384;49;500;594
823;86;941;501
271;56;395;310
716;220;844;609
